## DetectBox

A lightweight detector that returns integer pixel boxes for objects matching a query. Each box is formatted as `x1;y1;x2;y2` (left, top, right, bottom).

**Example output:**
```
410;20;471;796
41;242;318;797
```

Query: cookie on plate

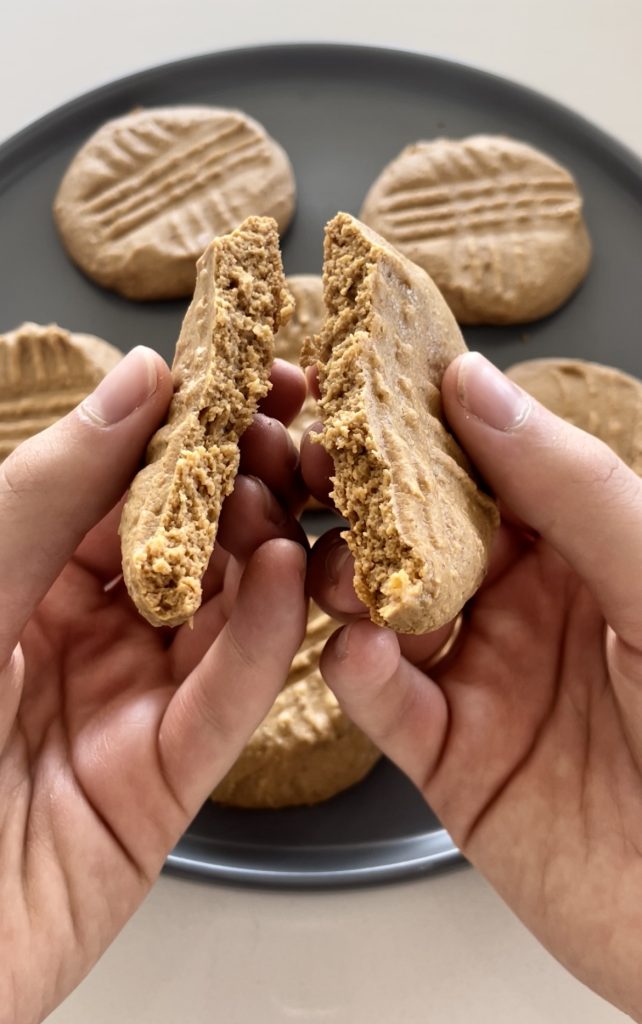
360;134;591;325
506;357;642;475
212;602;381;808
119;216;292;627
302;212;498;635
0;322;121;461
54;106;296;300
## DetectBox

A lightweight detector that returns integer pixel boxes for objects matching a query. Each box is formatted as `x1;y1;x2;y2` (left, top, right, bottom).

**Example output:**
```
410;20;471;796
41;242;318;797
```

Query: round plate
1;44;641;888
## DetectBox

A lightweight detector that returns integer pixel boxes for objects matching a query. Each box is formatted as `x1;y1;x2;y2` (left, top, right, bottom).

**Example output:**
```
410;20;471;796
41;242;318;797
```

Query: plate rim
165;827;464;889
1;42;642;191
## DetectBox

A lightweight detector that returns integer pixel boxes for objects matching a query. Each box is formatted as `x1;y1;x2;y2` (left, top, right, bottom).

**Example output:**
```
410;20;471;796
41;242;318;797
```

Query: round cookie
212;602;381;808
360;134;591;325
0;322;121;461
54;106;296;300
506;357;642;475
275;274;324;449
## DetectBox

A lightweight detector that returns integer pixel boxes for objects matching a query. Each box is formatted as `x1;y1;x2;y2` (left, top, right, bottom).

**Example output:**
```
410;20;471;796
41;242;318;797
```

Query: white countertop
5;2;639;1022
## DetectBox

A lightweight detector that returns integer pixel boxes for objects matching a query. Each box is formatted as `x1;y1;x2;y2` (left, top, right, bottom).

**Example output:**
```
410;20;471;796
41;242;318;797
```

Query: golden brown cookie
0;322;121;461
302;212;499;635
119;216;291;627
506;357;642;475
360;135;591;325
212;602;381;808
54;106;296;300
274;274;325;450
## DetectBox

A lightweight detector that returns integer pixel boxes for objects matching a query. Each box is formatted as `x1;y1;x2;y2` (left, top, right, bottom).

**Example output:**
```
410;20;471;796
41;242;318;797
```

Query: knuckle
225;621;259;674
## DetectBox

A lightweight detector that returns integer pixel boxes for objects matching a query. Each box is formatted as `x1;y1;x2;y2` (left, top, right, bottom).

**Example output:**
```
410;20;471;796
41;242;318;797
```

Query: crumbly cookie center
312;222;424;623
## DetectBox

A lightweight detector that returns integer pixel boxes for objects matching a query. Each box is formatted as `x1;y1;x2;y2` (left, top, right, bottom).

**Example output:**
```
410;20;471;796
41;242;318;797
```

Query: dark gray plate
1;44;641;888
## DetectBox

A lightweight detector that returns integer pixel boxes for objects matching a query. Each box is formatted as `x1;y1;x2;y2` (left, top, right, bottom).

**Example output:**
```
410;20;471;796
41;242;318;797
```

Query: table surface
5;2;639;1022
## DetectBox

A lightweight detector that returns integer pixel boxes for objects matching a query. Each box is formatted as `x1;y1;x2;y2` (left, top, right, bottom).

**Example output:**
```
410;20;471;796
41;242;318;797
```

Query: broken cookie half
120;215;292;627
302;212;499;635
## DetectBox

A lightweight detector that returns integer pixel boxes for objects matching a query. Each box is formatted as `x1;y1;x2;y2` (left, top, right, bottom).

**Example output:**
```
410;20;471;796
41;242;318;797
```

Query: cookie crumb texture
360;135;591;325
212;603;381;808
0;322;121;461
303;213;498;635
53;106;296;300
120;216;291;627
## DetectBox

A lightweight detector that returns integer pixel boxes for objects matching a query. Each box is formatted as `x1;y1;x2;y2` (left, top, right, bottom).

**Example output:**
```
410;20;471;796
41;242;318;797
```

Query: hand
0;347;308;1024
303;352;642;1021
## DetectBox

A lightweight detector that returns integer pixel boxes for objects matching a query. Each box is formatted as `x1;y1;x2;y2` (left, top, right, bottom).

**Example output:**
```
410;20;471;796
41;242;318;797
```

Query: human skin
303;352;642;1022
0;348;309;1024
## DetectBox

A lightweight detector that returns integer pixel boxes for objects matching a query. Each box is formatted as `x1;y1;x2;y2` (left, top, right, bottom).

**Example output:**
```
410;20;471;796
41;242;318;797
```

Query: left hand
0;347;308;1024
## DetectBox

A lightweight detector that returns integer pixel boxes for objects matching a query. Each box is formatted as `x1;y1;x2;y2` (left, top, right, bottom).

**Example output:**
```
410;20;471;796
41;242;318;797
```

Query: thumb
0;345;172;662
442;352;642;649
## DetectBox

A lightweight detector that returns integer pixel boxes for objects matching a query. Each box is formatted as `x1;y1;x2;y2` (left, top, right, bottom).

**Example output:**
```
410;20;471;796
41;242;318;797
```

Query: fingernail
250;476;287;527
457;352;531;431
82;346;160;426
325;539;351;585
334;623;352;660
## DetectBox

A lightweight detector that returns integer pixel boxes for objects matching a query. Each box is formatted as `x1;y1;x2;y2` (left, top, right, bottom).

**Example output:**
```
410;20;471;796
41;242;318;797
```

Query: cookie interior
121;217;290;626
304;213;497;634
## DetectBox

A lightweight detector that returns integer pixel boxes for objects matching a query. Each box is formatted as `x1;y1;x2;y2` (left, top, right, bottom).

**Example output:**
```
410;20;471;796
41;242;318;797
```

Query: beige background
4;1;640;1022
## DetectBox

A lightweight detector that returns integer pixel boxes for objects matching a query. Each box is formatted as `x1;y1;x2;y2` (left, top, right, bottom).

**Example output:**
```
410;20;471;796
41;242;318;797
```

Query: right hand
303;351;642;1021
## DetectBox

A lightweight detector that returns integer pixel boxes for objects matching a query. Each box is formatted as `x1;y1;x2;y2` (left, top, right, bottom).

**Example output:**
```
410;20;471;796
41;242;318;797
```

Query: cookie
360;135;591;325
119;216;291;627
0;322;121;461
506;357;642;475
54;106;296;301
212;602;381;808
302;212;499;635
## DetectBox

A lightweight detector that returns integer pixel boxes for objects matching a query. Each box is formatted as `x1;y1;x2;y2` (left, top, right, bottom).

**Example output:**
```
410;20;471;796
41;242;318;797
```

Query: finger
0;347;172;664
158;539;307;814
480;520;533;590
311;531;464;667
239;413;308;512
300;421;336;508
259;358;306;426
443;352;642;649
170;555;243;680
74;498;127;583
305;365;321;401
307;530;367;621
77;363;306;585
216;475;308;562
199;543;233;604
320;620;448;792
0;646;25;753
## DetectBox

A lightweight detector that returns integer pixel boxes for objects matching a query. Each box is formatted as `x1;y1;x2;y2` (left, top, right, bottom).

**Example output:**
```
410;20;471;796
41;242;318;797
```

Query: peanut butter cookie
119;216;291;627
507;357;642;475
360;135;591;325
302;212;498;635
54;106;296;300
0;322;121;461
